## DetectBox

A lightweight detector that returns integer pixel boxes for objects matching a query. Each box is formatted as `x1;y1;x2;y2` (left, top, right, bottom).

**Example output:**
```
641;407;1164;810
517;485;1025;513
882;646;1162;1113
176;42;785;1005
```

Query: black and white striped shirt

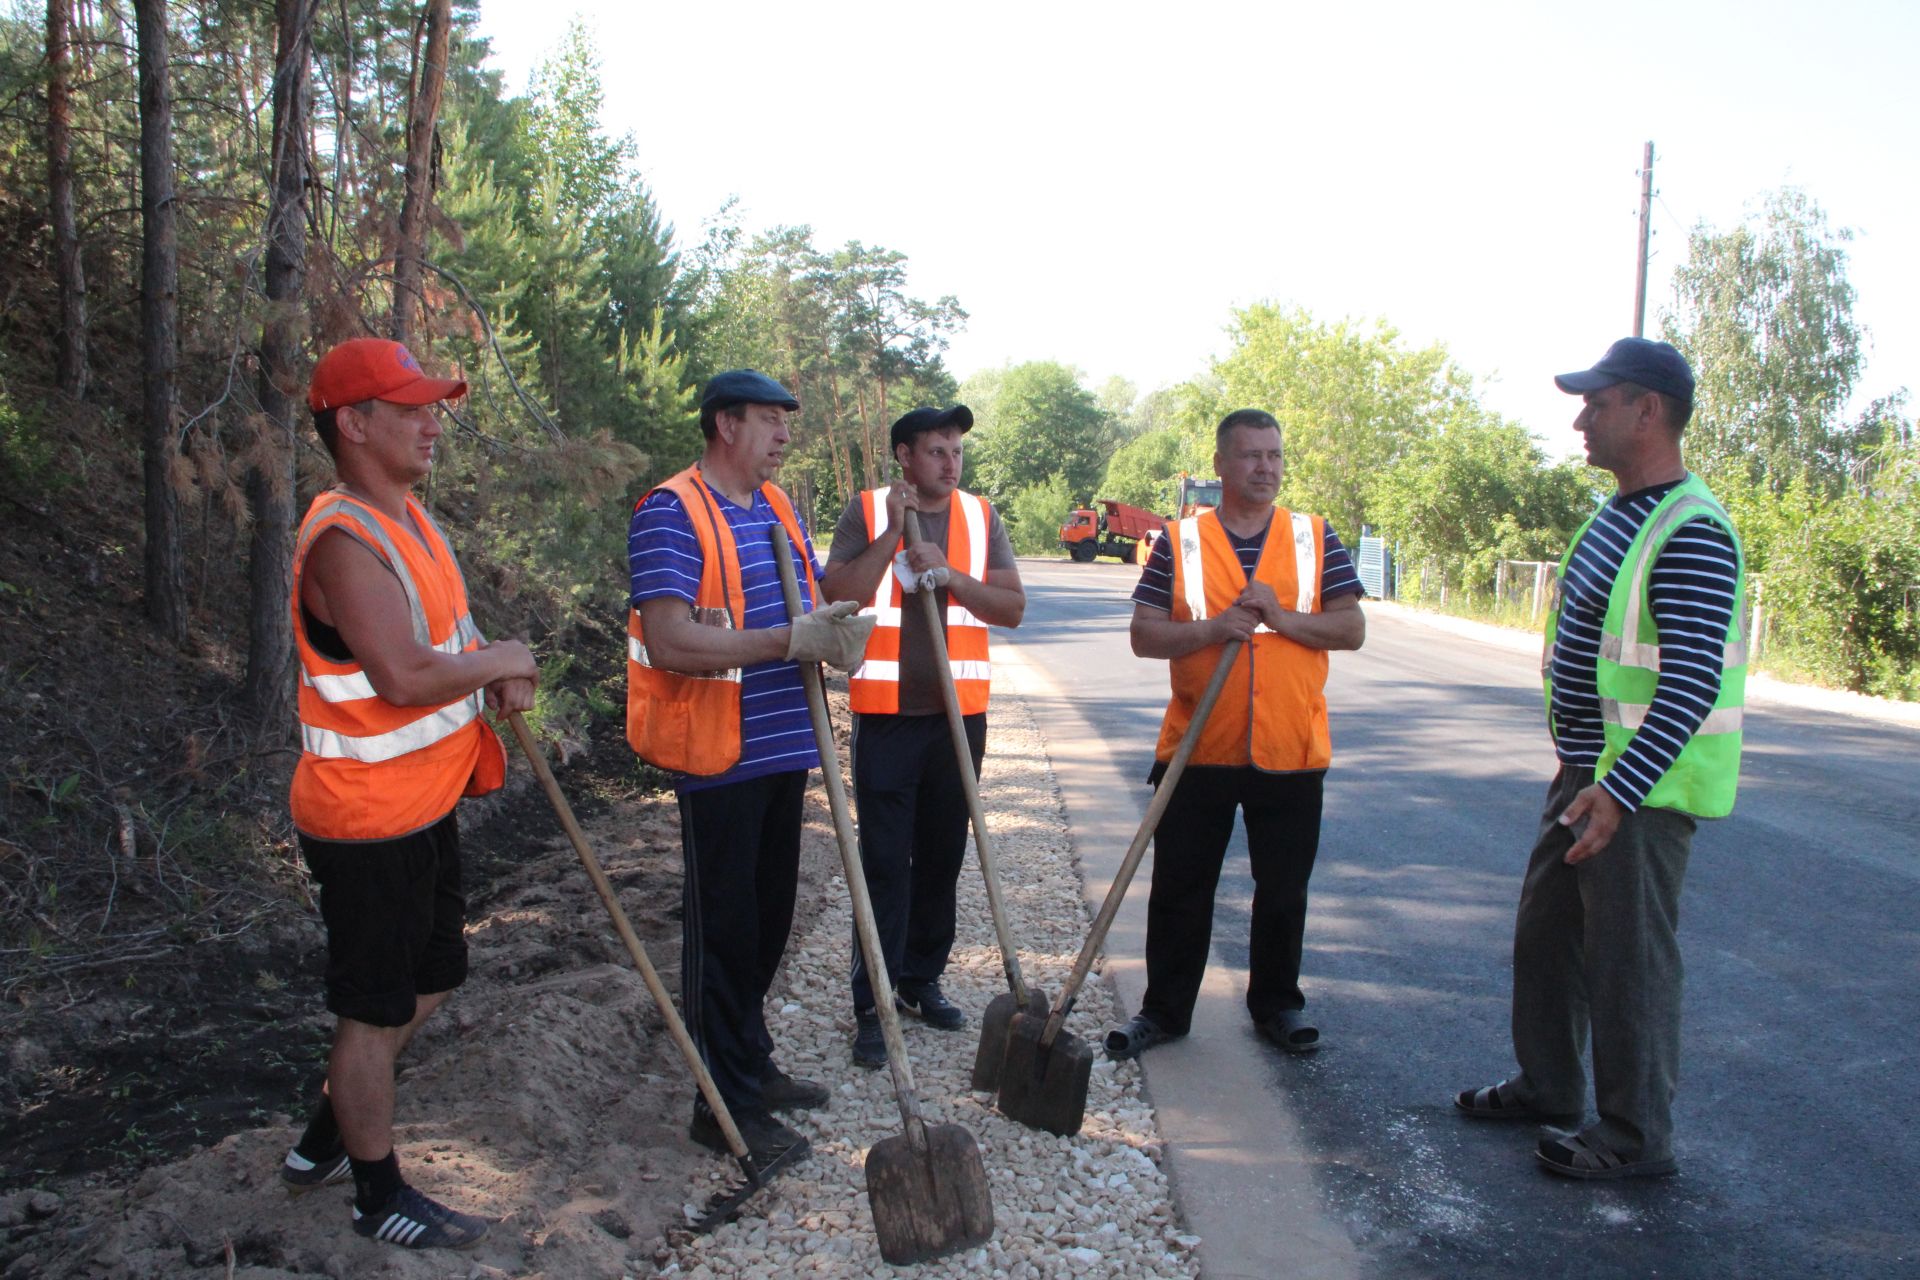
1551;478;1740;811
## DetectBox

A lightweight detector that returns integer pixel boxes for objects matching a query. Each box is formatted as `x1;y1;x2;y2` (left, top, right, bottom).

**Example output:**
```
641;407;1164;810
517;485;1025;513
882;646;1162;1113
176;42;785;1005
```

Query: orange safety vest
847;488;992;716
1155;507;1331;772
290;491;506;842
626;465;818;776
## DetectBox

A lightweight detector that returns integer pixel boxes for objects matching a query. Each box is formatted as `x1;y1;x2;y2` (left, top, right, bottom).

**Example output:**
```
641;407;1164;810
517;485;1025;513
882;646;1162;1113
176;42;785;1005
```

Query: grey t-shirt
828;494;1017;716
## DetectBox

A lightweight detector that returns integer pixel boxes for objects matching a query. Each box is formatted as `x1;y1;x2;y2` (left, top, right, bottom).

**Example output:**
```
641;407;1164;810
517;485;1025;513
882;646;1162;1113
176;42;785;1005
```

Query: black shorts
299;812;469;1028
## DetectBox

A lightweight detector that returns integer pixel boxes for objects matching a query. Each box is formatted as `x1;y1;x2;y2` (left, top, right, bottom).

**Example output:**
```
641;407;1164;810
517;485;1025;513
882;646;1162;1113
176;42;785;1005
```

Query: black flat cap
889;405;974;450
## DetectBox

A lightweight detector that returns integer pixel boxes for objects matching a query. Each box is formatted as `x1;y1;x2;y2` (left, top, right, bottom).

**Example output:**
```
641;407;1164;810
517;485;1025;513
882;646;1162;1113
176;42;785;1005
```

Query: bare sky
475;0;1918;453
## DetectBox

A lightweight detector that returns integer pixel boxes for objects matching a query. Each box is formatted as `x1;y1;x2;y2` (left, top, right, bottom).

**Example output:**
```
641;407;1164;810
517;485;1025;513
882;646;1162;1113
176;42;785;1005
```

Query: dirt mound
2;710;845;1278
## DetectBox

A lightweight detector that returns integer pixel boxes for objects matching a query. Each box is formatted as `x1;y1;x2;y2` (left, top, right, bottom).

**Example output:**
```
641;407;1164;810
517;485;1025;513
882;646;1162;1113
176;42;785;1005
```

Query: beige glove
785;599;877;671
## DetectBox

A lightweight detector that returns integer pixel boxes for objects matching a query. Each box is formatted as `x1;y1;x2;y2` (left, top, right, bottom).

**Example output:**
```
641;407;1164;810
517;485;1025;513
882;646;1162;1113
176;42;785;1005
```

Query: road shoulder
995;635;1363;1280
1369;600;1920;727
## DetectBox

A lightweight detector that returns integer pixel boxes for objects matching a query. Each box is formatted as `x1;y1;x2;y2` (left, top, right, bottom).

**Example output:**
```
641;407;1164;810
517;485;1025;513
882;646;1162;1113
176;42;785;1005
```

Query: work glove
785;599;877;671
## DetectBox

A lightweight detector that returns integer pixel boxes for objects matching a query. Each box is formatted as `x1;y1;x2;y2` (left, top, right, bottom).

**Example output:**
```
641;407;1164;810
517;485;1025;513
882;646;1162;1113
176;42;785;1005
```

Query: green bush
1004;475;1074;556
0;383;63;492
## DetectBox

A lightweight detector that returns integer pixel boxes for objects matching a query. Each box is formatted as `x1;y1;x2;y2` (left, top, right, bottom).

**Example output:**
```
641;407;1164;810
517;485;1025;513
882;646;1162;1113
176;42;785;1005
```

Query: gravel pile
656;695;1198;1277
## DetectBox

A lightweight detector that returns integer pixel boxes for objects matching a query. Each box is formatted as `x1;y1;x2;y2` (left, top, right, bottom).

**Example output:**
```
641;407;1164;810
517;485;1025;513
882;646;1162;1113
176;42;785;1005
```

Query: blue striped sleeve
1321;524;1364;602
1598;519;1740;811
629;491;700;609
1132;529;1175;612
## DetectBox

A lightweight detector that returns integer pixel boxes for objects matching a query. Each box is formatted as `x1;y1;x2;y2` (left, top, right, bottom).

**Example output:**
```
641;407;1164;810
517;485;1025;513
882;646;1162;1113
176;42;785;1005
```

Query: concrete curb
993;635;1363;1280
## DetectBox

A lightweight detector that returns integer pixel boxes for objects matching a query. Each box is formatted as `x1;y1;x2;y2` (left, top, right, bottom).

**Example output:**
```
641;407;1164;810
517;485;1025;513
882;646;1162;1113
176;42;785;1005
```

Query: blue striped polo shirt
628;485;823;792
1549;477;1740;811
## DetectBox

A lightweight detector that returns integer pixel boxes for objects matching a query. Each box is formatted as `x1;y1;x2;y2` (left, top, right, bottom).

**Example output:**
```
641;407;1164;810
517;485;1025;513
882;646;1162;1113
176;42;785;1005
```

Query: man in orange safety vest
1103;408;1366;1061
279;338;539;1251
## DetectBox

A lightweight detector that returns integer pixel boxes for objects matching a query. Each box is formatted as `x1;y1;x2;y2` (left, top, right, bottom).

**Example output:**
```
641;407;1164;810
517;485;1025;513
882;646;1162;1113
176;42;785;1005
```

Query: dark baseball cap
1554;338;1695;404
700;369;799;413
889;405;974;451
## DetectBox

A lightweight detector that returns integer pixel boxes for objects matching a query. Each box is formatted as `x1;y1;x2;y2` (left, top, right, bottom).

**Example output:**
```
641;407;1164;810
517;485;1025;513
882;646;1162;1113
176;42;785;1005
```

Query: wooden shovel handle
903;509;1031;1008
504;711;759;1179
1039;637;1245;1049
768;523;928;1136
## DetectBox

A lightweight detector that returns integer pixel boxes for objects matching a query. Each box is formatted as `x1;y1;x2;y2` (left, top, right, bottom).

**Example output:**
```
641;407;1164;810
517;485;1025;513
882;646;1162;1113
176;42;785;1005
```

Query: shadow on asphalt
1195;695;1919;1280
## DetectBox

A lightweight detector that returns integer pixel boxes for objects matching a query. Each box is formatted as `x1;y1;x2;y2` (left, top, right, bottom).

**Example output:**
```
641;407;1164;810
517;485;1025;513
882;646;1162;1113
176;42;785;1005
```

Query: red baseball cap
307;338;468;411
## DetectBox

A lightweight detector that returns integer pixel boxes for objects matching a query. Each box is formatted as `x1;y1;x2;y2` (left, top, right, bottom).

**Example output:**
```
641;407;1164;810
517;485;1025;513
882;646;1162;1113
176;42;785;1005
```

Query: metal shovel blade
866;1121;995;1265
995;1010;1095;1137
970;987;1051;1093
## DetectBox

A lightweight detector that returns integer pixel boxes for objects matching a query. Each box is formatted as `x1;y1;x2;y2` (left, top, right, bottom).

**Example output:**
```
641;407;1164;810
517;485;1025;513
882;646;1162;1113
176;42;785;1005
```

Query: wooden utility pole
1633;140;1654;337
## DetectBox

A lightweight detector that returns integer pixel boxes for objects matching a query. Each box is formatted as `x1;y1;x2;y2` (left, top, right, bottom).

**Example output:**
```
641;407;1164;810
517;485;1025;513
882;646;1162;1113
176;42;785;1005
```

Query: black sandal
1256;1009;1320;1054
1454;1080;1580;1127
1536;1131;1677;1180
1104;1014;1175;1060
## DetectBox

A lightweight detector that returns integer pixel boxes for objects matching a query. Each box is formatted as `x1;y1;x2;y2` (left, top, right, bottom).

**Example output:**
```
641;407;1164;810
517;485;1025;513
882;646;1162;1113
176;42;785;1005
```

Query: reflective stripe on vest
302;620;478;703
627;605;744;684
1156;507;1331;772
301;690;484;763
1175;511;1317;623
848;489;993;714
625;466;816;776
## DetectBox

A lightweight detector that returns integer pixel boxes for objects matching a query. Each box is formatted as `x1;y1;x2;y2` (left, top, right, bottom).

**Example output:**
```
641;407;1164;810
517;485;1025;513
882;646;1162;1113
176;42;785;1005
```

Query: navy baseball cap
700;369;799;413
890;405;974;450
1554;338;1695;404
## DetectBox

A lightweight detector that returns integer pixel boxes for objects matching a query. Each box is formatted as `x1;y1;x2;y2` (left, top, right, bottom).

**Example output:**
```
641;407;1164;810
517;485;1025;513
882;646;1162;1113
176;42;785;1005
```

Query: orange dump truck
1059;475;1222;563
1059;499;1163;563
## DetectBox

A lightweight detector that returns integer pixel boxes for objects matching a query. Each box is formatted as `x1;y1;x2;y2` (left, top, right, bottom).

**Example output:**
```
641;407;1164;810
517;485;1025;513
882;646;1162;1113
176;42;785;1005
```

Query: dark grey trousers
847;711;986;1012
1508;765;1696;1162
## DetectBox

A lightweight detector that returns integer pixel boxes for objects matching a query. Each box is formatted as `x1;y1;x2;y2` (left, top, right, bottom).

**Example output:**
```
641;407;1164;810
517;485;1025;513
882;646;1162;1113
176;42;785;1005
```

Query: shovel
769;522;994;1266
996;638;1245;1137
899;509;1048;1091
502;711;801;1233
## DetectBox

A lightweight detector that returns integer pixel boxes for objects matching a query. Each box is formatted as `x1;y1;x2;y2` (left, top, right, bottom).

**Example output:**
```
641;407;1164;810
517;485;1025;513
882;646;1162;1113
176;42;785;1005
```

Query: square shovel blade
970;988;1052;1094
866;1121;995;1265
995;1010;1094;1137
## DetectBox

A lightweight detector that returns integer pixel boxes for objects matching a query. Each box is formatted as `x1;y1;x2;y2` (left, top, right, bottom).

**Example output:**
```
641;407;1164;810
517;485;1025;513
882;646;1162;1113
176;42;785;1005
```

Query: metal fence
1356;535;1391;599
1493;560;1554;623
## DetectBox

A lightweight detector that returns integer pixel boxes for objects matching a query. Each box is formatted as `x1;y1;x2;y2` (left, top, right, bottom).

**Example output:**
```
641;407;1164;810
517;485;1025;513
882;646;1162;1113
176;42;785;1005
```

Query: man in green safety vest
1456;338;1746;1181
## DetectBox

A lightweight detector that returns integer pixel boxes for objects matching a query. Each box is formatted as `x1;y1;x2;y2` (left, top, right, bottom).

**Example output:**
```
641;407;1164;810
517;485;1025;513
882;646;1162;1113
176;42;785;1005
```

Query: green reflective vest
1543;473;1747;818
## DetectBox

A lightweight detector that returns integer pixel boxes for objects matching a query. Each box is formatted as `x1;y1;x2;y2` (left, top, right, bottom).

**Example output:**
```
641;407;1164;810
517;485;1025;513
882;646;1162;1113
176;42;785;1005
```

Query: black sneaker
689;1103;811;1168
852;1007;887;1069
350;1186;488;1250
895;980;965;1030
280;1144;351;1194
760;1061;829;1112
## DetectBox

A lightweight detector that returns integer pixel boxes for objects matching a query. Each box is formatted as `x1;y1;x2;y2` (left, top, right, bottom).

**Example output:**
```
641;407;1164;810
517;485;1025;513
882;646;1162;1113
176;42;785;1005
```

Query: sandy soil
1;687;1193;1279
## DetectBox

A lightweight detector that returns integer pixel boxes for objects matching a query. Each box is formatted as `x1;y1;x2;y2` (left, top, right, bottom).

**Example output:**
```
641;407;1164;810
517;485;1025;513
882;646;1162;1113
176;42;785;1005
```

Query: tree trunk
46;0;88;399
390;0;449;346
854;385;878;490
330;0;351;244
820;340;855;500
135;0;186;645
244;0;318;729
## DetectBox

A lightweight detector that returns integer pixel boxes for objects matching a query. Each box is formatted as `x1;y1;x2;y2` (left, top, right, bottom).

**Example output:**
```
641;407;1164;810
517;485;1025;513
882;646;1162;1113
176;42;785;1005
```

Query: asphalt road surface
1000;557;1919;1280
